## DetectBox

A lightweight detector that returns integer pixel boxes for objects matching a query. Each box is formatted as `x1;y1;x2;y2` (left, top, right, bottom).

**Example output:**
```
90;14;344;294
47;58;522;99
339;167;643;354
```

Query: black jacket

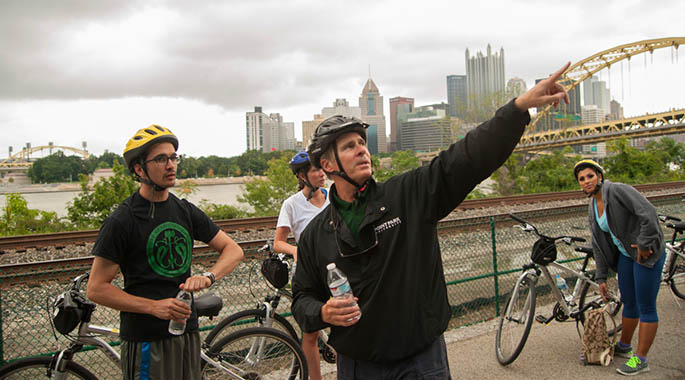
292;100;530;362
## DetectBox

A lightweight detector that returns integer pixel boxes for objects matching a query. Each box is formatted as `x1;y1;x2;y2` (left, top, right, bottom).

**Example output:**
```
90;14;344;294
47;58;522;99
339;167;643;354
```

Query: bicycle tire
495;273;536;366
201;327;308;380
0;356;98;380
205;309;300;347
578;278;623;336
668;252;685;299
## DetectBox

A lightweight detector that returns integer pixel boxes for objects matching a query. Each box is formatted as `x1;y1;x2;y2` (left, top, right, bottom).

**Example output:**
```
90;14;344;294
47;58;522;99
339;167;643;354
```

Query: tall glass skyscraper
446;75;467;118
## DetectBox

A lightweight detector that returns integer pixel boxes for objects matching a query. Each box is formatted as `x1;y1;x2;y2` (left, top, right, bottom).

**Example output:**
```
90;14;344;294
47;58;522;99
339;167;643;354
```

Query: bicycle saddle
195;293;223;318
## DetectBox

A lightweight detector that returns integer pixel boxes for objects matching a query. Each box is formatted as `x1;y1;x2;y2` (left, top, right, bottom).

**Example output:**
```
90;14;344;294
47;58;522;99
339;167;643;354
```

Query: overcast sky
1;0;683;159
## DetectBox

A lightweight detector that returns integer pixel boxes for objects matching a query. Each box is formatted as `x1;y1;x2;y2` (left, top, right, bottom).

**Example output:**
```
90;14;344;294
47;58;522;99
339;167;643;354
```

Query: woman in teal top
574;159;665;376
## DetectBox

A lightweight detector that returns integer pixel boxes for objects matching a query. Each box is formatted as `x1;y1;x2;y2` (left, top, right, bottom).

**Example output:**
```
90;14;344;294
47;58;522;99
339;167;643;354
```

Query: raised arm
514;62;571;111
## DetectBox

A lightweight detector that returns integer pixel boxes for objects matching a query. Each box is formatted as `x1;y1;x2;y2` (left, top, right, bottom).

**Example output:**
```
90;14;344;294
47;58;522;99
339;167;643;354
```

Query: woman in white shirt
274;150;329;380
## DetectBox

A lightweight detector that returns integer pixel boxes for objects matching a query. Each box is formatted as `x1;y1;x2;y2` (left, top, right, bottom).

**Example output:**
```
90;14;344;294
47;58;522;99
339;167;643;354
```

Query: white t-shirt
276;189;329;243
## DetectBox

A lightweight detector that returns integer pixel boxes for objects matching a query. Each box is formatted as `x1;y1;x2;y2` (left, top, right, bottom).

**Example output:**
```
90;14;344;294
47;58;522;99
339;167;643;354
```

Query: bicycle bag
261;257;290;289
52;290;87;335
581;307;616;366
531;237;557;265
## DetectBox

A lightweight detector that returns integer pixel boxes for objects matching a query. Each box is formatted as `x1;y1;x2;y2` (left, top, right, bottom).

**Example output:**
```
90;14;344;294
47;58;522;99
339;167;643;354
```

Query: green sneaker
617;356;649;376
614;342;634;358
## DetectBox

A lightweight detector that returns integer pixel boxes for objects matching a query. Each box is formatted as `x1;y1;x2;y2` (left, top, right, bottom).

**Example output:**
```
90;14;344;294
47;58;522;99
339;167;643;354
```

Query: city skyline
1;1;683;159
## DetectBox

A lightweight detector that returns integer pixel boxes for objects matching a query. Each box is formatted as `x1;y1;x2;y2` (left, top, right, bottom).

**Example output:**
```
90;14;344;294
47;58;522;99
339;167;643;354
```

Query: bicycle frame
49;321;120;380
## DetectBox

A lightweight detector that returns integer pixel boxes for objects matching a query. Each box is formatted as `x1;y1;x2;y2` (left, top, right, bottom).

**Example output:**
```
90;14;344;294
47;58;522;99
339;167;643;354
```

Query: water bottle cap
326;263;336;270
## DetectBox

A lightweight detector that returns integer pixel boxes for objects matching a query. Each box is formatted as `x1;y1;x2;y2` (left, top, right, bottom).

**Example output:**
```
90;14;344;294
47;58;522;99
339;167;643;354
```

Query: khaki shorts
121;332;200;380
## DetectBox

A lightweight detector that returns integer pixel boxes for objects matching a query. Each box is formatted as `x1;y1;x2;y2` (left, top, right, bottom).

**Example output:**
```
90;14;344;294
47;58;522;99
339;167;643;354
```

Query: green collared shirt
330;185;369;241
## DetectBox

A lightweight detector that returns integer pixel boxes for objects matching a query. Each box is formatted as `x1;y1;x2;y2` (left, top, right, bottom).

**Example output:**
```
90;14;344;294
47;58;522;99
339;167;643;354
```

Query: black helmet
573;159;604;181
307;115;368;169
307;115;369;191
531;237;557;265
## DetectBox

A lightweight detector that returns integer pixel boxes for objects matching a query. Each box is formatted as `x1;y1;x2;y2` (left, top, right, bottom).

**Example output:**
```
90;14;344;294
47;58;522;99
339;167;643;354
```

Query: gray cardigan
588;180;664;283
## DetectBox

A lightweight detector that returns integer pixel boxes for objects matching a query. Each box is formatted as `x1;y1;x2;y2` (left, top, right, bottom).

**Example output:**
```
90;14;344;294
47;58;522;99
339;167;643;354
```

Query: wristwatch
202;271;216;286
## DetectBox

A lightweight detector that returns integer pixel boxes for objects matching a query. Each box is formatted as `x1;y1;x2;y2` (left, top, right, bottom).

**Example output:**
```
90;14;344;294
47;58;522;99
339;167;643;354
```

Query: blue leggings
617;252;665;323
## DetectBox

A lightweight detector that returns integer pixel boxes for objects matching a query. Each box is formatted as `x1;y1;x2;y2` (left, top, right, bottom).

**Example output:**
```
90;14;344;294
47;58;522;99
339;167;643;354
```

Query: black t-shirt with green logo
92;191;220;341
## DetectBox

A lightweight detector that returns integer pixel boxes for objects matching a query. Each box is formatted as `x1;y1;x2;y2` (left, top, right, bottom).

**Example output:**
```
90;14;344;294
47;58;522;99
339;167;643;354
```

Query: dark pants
337;335;452;380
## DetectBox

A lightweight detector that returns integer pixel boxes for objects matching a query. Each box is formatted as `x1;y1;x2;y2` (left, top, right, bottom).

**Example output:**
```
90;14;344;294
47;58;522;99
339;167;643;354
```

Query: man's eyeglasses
145;154;180;166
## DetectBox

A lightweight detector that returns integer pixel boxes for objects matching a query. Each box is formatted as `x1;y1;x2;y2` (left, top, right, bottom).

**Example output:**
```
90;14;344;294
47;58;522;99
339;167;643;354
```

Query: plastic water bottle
555;274;570;301
168;290;192;335
326;263;361;321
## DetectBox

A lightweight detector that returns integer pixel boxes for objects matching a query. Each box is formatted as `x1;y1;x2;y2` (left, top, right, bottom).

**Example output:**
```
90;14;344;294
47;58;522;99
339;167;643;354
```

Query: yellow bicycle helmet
123;125;179;172
573;159;604;181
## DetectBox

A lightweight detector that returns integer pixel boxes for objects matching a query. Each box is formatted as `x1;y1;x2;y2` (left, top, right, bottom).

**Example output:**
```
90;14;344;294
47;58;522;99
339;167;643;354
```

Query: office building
389;97;414;152
609;100;624;121
302;99;361;147
465;44;506;100
446;75;467;118
246;107;296;153
583;76;611;116
359;78;387;154
398;105;456;152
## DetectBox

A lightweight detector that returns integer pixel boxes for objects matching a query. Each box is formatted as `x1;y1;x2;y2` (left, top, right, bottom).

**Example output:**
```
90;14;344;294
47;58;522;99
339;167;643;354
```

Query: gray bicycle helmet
307;115;368;190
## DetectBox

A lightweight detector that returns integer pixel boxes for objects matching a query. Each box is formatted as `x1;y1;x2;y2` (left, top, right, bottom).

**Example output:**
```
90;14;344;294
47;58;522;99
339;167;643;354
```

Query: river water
0;183;246;217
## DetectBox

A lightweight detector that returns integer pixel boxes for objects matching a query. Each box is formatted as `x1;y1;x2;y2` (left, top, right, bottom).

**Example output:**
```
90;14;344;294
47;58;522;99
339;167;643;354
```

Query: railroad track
1;190;683;286
1;181;683;253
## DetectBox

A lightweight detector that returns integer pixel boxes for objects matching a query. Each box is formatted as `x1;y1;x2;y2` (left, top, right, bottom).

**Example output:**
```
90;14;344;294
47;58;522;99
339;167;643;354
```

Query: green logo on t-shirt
146;222;192;277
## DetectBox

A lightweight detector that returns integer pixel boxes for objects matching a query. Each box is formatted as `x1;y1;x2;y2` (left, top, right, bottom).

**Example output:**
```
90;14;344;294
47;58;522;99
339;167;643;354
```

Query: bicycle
205;241;337;364
0;272;308;379
657;214;685;300
495;213;623;366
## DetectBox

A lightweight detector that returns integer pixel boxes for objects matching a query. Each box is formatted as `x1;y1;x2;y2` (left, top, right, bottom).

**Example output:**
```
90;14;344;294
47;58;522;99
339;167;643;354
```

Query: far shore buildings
246;107;296;153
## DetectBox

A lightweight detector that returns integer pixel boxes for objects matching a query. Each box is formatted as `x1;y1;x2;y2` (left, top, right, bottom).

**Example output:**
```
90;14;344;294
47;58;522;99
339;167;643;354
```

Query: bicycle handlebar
509;213;586;245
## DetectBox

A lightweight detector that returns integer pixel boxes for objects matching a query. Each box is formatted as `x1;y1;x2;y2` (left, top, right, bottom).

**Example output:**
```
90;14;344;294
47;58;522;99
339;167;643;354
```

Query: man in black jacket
292;63;570;379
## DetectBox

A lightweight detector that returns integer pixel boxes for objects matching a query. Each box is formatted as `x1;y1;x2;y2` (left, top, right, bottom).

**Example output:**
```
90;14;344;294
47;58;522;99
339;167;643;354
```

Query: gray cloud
0;0;682;114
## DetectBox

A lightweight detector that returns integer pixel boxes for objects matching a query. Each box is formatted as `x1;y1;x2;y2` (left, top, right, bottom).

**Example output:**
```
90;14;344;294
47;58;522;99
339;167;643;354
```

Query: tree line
2;137;684;236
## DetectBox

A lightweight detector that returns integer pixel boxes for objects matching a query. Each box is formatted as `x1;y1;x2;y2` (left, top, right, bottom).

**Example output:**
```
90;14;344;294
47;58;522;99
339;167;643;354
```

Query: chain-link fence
1;197;683;377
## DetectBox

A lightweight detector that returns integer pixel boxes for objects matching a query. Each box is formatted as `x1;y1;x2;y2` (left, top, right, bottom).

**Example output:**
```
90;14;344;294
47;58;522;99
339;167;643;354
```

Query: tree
176;179;199;199
373;150;421;182
198;200;248;220
236;150;269;176
517;146;580;193
603;138;667;184
237;155;298;216
0;193;69;236
67;161;138;229
28;151;87;183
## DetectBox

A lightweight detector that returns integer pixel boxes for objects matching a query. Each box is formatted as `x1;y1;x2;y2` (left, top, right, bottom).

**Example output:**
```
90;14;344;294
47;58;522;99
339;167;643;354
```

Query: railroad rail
1;181;683;253
1;191;683;287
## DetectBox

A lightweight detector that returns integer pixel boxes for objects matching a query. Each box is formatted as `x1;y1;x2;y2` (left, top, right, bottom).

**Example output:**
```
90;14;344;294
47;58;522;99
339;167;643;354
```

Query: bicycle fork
505;270;537;323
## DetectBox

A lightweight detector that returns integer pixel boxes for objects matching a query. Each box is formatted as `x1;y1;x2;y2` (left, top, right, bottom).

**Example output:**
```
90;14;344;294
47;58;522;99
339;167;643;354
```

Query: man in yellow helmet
86;125;244;380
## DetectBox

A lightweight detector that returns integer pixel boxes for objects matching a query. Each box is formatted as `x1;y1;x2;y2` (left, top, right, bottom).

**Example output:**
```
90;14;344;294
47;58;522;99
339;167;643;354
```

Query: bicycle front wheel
495;273;536;366
205;309;300;347
668;252;685;299
0;356;98;380
202;327;308;380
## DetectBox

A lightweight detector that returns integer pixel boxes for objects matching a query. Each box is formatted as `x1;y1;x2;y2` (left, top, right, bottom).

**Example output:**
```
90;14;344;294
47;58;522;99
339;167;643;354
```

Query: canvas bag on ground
581;305;617;366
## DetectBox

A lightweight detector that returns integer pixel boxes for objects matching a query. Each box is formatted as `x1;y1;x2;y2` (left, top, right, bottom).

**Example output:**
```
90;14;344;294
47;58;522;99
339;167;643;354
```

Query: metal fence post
0;293;4;366
491;216;500;317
